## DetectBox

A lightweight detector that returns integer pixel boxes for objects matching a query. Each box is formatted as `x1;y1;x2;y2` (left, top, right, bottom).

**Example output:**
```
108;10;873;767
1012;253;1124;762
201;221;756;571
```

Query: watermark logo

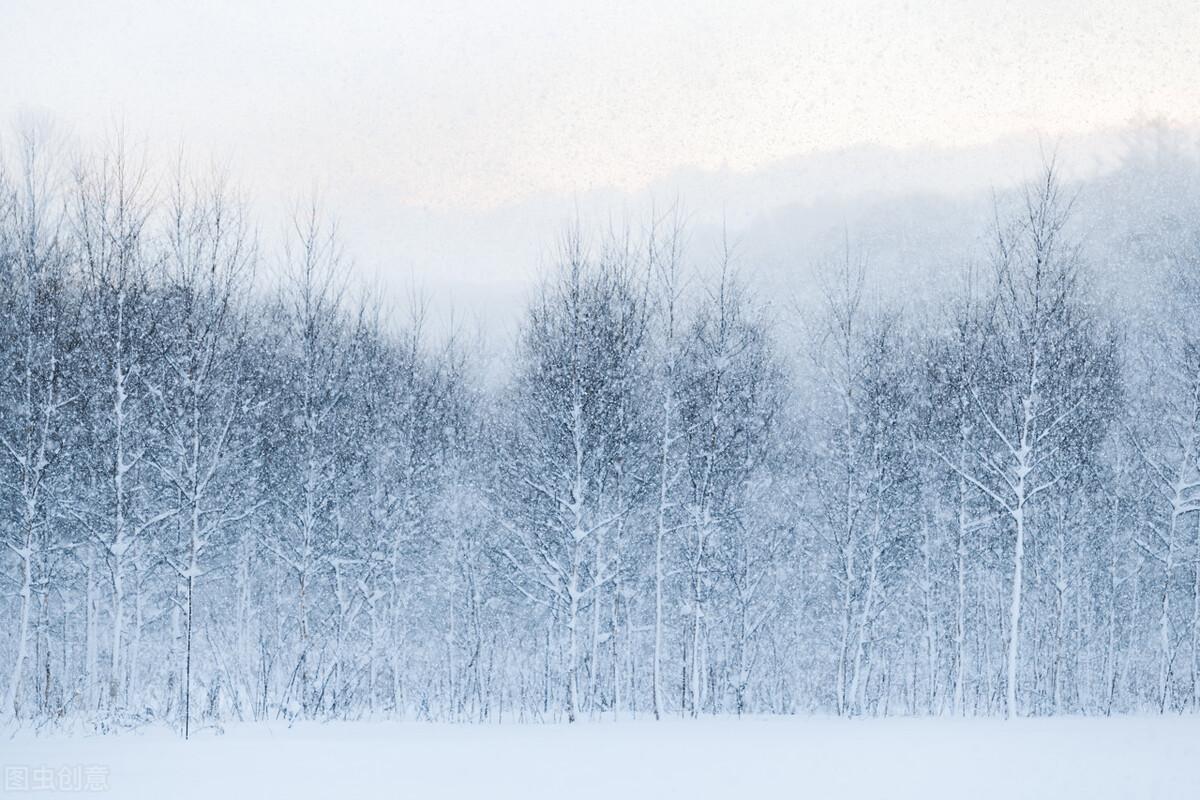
3;764;109;793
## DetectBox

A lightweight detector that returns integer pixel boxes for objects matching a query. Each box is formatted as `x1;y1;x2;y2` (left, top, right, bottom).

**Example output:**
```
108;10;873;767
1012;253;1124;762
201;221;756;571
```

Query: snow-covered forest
2;126;1200;736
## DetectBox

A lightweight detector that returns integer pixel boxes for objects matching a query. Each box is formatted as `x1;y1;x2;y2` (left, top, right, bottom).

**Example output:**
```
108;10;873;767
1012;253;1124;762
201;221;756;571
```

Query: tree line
1;127;1198;732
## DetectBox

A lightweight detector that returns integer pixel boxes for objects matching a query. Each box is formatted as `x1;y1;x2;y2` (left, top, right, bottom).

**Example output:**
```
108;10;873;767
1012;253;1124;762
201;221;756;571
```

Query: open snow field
2;715;1197;799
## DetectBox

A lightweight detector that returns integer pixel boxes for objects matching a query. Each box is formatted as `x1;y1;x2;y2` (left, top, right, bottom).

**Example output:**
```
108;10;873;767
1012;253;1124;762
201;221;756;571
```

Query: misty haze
2;2;1200;799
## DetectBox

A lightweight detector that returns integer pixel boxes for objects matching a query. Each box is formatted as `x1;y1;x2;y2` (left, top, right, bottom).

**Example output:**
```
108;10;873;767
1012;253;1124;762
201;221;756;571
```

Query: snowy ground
2;715;1196;799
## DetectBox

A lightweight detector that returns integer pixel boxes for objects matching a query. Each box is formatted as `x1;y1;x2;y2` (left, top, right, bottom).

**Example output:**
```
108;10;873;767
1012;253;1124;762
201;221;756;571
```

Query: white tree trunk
2;543;33;718
1159;500;1180;712
1006;501;1026;719
954;472;968;716
921;513;938;714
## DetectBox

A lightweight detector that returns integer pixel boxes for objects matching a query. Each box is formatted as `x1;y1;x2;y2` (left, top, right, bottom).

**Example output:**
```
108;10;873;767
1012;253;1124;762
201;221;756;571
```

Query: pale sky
4;0;1197;207
2;0;1197;319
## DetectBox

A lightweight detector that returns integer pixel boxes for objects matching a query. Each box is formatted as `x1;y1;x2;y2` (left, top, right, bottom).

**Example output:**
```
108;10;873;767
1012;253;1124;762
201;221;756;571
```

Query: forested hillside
2;128;1199;733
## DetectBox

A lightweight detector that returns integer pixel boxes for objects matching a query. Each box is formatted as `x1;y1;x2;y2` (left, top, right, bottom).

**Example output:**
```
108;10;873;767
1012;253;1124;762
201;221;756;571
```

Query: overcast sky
2;0;1197;319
